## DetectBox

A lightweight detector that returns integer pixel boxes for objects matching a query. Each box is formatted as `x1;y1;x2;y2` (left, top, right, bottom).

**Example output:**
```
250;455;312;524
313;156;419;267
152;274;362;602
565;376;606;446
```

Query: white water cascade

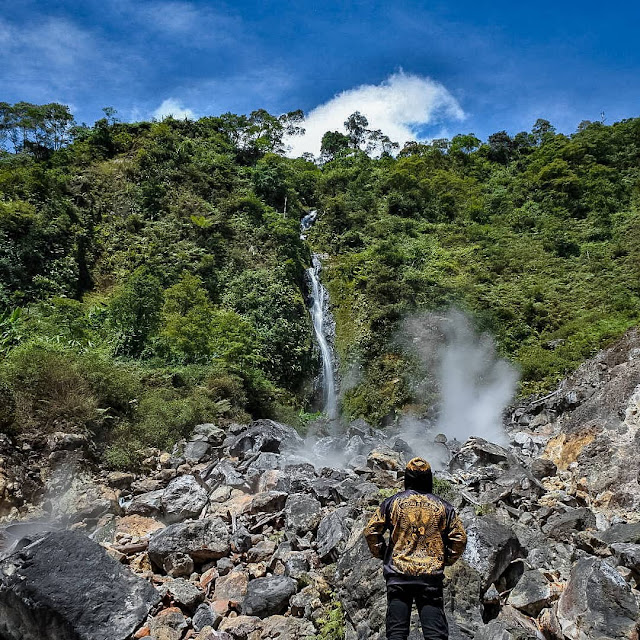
307;256;338;419
301;210;338;419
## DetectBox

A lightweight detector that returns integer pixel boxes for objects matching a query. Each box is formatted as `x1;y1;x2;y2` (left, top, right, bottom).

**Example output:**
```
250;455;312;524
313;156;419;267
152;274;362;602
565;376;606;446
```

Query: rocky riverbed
2;331;640;639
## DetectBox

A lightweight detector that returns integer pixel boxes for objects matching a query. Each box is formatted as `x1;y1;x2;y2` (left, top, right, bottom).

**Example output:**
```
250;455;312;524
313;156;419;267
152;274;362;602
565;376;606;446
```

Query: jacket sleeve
443;510;467;566
363;503;388;559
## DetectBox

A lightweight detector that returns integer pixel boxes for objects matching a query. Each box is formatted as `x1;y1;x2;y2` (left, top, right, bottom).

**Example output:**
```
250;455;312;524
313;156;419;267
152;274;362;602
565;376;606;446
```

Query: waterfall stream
301;210;338;419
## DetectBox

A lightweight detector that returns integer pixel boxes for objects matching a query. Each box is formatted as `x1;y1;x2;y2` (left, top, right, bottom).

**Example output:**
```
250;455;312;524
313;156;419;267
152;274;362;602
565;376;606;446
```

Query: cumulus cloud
286;71;465;157
153;98;196;120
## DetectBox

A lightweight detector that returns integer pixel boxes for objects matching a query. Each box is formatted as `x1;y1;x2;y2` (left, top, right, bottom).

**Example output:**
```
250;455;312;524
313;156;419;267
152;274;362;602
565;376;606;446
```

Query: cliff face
1;332;640;639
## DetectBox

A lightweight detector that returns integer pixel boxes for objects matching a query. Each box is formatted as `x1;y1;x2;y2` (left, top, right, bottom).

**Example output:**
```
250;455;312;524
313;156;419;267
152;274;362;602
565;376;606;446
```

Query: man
363;457;467;640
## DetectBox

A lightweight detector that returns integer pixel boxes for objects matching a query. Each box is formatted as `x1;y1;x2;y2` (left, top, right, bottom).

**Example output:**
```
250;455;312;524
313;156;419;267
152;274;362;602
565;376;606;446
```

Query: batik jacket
363;490;467;586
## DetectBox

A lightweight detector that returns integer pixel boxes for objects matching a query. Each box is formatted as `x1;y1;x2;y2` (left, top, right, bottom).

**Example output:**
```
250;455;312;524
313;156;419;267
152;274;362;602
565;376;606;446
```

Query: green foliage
108;266;163;357
3;101;640;445
313;597;345;640
433;477;457;503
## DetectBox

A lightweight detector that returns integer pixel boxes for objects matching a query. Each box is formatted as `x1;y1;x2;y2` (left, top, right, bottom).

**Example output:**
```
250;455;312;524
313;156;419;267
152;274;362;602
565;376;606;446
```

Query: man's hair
404;457;433;493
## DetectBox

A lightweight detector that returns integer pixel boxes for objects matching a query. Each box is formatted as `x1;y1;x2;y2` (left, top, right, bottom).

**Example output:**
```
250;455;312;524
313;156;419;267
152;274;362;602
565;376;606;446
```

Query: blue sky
1;0;639;154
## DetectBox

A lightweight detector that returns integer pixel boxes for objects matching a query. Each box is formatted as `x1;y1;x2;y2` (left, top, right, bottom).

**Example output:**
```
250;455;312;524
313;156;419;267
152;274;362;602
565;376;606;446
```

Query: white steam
402;310;518;446
286;71;464;157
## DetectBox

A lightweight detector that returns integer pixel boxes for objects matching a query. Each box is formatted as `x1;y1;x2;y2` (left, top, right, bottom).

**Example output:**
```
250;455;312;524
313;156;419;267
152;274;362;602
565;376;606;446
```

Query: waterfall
307;256;338;419
300;209;338;419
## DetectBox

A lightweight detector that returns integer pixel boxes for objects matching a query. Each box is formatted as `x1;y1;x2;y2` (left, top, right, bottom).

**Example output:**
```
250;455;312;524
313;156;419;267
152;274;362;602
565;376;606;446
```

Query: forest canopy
1;102;639;464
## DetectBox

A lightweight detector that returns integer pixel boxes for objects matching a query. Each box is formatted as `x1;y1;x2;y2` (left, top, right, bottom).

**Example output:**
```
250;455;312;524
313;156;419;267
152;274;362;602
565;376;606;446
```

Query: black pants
386;584;448;640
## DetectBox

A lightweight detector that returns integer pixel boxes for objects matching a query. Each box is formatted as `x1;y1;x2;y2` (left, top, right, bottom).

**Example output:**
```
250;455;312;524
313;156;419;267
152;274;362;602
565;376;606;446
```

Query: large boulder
462;515;524;591
557;557;639;640
316;507;351;562
161;475;208;523
0;531;160;640
227;420;303;458
507;569;556;617
148;517;230;569
242;576;297;617
284;494;322;535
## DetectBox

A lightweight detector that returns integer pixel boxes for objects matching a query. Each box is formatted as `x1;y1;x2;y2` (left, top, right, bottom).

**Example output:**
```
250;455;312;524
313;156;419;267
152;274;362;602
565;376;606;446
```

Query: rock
611;543;640;575
557;557;639;639
161;577;205;610
247;539;277;563
250;491;287;514
218;615;262;639
213;569;249;611
161;475;208;523
530;458;557;479
149;607;188;640
163;551;194;577
148;517;230;569
192;602;219;632
192;423;226;445
0;530;160;640
242;575;297;617
542;507;596;541
284;494;322;535
449;438;512;472
595;521;640;545
107;471;135;489
507;569;555;617
196;629;233;640
316;507;351;562
126;489;164;517
462;515;524;591
284;551;310;580
260;615;315;638
206;461;250;491
227;420;303;459
184;439;211;463
366;446;403;471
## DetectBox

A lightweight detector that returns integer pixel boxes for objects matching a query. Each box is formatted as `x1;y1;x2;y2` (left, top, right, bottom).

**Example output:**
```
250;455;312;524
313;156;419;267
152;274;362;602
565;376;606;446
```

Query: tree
109;267;163;357
344;111;369;149
531;119;556;145
158;273;214;363
320;130;351;161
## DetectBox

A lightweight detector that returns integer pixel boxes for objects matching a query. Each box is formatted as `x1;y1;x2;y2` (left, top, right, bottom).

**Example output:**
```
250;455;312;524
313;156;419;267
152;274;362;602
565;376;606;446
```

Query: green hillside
1;103;639;464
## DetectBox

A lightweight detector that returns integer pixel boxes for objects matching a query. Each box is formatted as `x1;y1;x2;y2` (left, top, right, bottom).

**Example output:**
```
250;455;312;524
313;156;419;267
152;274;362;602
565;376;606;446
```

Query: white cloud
153;98;196;120
286;71;465;157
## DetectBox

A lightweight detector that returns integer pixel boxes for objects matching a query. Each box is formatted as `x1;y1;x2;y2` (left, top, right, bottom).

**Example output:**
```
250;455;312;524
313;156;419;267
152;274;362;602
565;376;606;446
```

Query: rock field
2;331;640;639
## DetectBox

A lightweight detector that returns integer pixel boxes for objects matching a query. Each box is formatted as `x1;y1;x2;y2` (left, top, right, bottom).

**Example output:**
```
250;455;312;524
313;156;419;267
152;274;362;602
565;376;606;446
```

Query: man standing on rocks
364;457;467;640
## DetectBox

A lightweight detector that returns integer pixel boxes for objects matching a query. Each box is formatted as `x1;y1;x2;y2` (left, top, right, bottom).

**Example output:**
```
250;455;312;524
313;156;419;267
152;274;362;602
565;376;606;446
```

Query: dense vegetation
1;101;639;463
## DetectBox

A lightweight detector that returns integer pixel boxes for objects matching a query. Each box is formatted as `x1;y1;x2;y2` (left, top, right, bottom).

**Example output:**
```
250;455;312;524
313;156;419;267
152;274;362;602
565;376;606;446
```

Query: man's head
404;457;433;493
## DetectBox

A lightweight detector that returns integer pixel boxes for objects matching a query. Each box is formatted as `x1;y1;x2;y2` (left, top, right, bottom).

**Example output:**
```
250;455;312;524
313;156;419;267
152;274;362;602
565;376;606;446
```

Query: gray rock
192;423;226;445
507;569;553;617
227;420;303;458
163;552;194;577
611;543;640;575
242;575;297;617
557;557;639;640
192;603;219;632
247;539;276;563
184;439;210;463
543;507;596;541
317;507;351;562
162;475;208;523
285;494;322;535
596;521;640;545
148;517;230;569
162;578;205;611
0;531;160;640
206;460;250;491
462;515;524;591
126;489;164;517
